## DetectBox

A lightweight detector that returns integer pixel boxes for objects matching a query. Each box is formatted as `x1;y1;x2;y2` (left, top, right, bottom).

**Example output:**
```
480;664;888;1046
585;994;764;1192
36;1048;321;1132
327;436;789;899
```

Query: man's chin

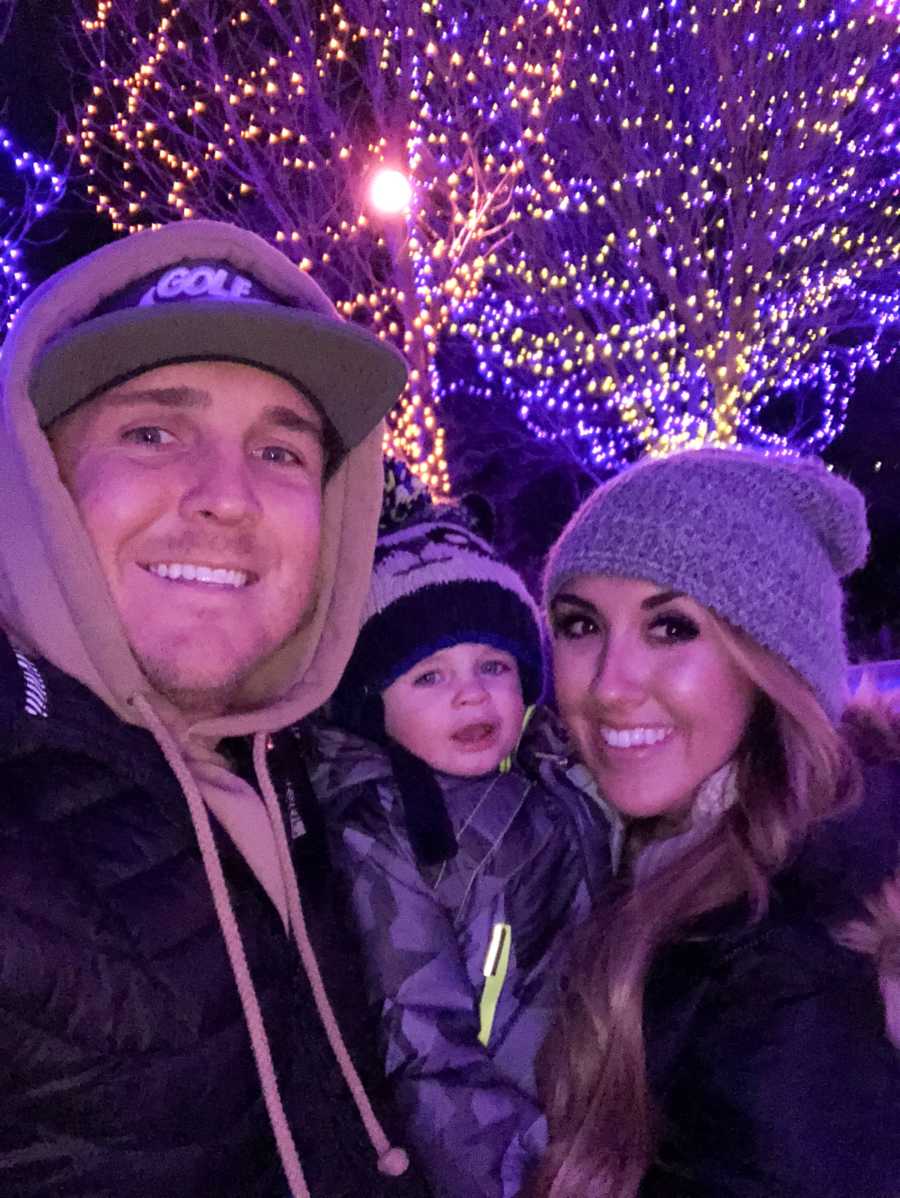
128;607;317;720
136;654;252;721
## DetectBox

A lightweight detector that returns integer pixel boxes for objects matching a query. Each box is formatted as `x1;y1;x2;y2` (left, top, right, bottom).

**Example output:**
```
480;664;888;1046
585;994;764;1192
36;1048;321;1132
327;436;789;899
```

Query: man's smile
142;561;255;588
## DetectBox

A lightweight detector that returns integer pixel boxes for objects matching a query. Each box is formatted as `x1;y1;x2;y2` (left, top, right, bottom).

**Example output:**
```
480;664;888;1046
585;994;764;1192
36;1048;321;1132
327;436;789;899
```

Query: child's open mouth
451;722;498;748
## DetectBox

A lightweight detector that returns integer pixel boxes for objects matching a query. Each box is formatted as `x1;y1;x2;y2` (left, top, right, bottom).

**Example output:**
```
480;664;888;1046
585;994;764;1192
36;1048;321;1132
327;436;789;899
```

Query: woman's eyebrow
642;590;684;610
551;589;684;614
552;592;597;613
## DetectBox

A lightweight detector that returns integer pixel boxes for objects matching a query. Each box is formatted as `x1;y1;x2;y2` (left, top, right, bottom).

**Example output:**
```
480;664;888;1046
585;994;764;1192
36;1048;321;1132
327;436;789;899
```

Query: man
0;220;429;1197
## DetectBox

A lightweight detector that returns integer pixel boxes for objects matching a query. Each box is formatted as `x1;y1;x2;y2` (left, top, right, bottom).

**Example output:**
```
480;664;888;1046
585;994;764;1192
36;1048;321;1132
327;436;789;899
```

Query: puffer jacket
639;758;900;1197
307;707;612;1198
0;634;429;1198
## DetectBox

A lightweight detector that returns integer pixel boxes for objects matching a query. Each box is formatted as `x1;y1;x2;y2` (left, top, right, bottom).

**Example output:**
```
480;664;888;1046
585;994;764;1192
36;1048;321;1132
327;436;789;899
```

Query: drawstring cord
132;695;311;1198
252;732;409;1179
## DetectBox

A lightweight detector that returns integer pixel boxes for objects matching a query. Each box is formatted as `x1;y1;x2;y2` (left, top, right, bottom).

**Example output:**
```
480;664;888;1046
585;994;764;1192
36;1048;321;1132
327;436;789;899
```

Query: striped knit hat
331;465;544;736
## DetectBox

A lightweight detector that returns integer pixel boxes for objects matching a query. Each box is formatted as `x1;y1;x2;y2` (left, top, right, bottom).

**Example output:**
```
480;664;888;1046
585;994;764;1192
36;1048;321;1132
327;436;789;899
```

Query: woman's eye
122;426;174;446
552;612;599;640
649;611;700;644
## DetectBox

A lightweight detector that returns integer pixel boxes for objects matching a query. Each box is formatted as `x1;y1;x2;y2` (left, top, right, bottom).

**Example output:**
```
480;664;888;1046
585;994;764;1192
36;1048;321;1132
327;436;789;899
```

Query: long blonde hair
530;621;860;1198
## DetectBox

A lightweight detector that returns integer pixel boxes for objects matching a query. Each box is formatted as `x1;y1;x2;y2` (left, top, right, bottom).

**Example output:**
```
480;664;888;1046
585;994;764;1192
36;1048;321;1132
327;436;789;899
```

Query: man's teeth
600;725;672;749
147;563;249;588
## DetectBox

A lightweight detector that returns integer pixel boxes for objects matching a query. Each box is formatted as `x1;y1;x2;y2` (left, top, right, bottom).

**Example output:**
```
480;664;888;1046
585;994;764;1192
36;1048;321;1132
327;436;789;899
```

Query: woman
531;448;900;1198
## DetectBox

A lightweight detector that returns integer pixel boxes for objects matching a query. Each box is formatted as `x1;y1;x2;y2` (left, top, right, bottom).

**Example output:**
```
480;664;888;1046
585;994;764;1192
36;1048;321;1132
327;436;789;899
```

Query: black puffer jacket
640;760;900;1198
0;633;428;1198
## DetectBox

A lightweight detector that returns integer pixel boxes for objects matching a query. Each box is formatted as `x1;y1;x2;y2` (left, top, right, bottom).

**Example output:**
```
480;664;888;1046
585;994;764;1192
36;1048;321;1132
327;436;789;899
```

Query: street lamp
368;167;413;216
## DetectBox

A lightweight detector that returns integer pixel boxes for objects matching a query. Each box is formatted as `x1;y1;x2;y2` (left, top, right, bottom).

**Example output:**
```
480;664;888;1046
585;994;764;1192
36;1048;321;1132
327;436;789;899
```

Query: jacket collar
0;631;181;798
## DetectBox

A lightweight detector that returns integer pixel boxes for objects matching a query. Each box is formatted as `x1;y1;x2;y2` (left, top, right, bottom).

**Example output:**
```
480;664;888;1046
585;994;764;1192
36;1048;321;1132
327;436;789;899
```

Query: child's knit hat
332;460;544;737
543;448;869;721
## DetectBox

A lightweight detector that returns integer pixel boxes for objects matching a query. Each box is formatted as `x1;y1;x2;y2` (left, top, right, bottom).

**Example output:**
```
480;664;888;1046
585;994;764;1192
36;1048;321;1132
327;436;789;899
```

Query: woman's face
550;575;758;821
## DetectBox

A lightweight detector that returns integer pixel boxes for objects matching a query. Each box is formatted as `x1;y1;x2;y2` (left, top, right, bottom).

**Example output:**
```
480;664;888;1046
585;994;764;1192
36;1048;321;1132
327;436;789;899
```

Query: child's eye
412;669;441;687
648;611;700;644
122;426;175;447
552;611;599;640
480;657;512;676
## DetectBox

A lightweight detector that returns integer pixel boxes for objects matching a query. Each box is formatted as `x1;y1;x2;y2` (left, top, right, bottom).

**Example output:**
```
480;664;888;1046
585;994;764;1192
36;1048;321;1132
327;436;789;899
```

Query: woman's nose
590;637;646;708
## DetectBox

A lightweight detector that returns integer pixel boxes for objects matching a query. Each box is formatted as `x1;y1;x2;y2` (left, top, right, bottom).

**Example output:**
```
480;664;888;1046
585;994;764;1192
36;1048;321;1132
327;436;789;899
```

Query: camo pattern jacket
306;708;612;1198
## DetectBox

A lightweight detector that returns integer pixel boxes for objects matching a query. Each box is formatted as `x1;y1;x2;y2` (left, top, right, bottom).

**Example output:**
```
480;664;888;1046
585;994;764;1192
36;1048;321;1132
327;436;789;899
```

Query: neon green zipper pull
500;705;536;773
478;921;512;1047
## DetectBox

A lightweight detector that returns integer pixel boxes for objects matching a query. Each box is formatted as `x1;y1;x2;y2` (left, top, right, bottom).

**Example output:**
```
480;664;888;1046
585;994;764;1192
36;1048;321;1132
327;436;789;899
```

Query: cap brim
31;301;408;450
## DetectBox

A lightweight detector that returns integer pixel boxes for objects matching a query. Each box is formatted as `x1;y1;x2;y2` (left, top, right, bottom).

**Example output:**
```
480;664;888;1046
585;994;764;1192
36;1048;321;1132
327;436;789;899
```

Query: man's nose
179;446;262;525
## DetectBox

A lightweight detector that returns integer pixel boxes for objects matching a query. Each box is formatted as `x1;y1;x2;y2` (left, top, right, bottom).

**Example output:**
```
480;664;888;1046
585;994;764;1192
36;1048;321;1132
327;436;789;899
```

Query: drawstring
132;692;409;1192
252;732;410;1178
132;695;312;1198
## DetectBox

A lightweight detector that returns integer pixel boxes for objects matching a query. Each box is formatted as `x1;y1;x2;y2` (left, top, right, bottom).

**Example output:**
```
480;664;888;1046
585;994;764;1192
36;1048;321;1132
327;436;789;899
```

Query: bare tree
1;129;67;335
2;0;69;335
460;0;900;469
72;0;580;491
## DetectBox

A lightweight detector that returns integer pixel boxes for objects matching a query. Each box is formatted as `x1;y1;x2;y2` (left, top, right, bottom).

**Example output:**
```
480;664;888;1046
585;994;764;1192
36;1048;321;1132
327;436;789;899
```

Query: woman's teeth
146;563;249;588
600;725;673;749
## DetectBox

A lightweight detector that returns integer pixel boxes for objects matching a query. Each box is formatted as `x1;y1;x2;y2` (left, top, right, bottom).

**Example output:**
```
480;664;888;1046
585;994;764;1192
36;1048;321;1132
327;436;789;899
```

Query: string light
1;130;67;331
73;0;898;476
73;0;581;493
458;0;899;467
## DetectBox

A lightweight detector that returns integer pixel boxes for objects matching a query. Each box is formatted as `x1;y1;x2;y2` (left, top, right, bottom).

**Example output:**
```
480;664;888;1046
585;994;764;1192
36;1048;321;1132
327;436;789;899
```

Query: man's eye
122;426;174;446
256;445;303;466
649;612;700;644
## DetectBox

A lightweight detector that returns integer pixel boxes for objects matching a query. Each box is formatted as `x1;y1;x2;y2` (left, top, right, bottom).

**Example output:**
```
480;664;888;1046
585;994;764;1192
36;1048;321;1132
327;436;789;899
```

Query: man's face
50;360;326;718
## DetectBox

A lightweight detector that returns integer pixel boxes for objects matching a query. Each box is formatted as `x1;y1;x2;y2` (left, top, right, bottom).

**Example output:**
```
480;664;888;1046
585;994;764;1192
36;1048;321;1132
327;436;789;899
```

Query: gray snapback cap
30;233;408;453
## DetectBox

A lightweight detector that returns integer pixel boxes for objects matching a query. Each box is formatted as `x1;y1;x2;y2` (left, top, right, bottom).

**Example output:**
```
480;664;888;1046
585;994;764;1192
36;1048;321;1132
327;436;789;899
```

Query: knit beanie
543;448;869;721
331;461;544;739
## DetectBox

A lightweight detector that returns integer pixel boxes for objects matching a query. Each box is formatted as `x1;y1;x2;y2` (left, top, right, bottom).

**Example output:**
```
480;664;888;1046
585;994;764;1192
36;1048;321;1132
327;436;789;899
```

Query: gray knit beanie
543;449;869;721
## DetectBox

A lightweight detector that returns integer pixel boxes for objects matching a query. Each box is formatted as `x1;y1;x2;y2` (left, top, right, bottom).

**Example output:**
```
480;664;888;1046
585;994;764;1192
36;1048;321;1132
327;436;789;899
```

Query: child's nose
455;675;489;705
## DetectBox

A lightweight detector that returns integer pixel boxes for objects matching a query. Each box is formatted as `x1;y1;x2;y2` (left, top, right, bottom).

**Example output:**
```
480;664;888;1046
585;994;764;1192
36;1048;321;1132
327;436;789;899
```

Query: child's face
382;642;526;777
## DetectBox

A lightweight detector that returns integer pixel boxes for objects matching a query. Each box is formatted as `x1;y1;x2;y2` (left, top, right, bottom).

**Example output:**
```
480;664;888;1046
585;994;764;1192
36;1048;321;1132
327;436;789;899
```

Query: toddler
308;466;611;1198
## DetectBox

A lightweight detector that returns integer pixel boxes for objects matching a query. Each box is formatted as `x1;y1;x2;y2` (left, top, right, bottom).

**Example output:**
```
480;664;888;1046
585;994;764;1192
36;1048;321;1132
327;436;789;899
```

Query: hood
0;219;383;742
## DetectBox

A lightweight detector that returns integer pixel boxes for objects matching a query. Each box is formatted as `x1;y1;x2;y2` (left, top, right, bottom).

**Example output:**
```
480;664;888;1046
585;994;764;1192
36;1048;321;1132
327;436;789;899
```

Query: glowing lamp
369;167;413;215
